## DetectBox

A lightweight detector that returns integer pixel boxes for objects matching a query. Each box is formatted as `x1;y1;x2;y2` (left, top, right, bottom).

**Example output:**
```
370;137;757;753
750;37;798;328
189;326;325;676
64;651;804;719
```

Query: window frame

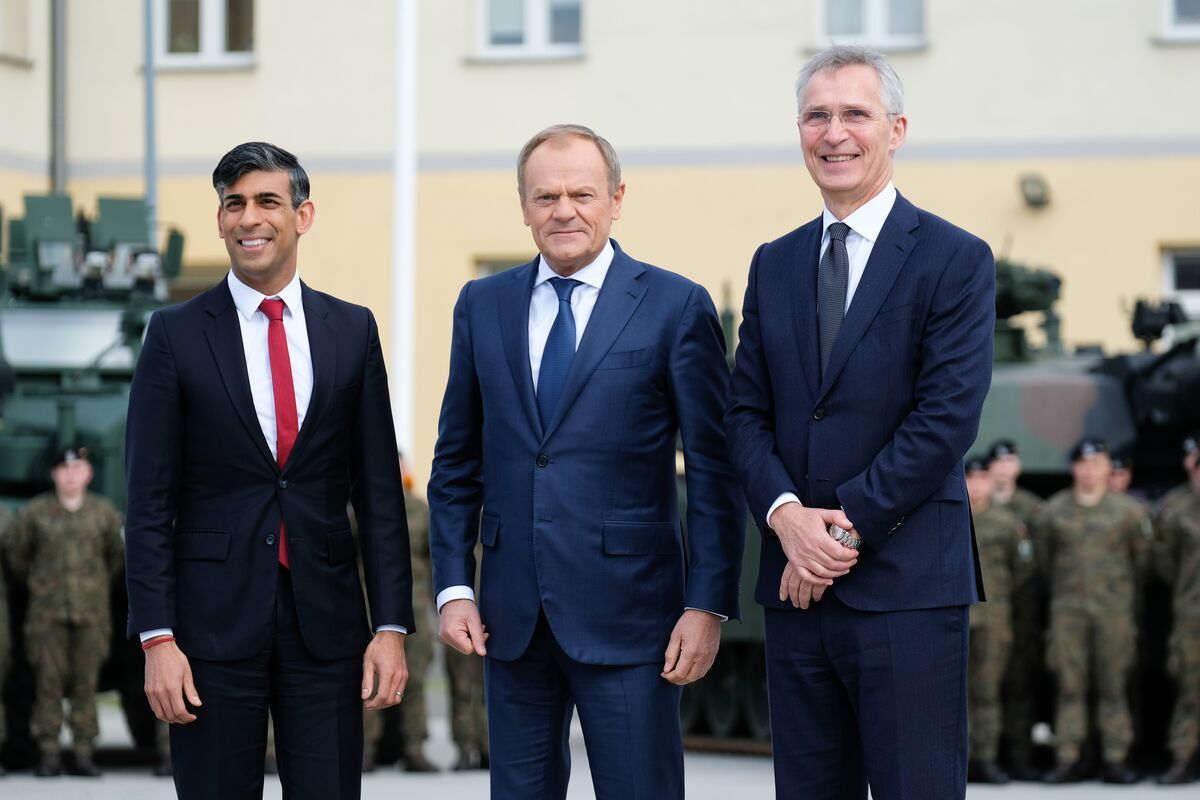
813;0;926;52
0;0;31;64
1162;248;1200;318
474;0;584;62
155;0;255;71
1161;0;1200;42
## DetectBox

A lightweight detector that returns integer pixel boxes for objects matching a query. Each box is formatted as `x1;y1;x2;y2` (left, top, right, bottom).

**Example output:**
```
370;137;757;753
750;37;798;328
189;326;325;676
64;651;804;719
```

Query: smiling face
520;136;624;277
217;169;314;295
799;64;907;219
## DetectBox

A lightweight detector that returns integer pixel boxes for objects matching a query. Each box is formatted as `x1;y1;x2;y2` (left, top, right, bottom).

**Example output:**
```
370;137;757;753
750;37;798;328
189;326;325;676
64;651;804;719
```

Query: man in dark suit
428;124;744;799
125;142;413;799
725;46;995;799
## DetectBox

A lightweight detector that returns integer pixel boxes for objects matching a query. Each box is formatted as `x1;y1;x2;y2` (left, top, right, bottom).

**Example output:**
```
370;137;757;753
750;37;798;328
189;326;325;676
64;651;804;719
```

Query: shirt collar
821;182;897;244
227;269;304;322
535;240;614;291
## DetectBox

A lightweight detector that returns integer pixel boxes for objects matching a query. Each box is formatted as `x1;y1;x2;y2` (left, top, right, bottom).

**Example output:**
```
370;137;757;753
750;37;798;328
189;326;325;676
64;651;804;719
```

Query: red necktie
259;298;298;568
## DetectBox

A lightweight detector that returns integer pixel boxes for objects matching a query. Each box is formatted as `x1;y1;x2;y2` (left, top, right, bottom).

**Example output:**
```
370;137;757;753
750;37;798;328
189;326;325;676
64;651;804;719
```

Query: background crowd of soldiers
0;449;488;779
966;434;1200;786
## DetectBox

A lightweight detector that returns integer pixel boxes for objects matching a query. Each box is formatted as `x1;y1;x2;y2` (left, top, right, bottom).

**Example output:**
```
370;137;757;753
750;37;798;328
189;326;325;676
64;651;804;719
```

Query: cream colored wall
0;0;48;164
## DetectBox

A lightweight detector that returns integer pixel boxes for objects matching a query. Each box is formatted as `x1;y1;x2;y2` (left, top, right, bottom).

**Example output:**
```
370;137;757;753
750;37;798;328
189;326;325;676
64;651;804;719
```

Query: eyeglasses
799;108;894;129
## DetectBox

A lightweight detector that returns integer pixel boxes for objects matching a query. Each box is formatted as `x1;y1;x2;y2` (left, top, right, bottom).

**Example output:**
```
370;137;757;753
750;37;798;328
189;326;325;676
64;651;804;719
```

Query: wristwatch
828;523;863;551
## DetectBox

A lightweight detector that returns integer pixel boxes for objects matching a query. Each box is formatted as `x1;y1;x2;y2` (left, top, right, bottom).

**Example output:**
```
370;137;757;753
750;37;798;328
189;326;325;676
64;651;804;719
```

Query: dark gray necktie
818;221;851;375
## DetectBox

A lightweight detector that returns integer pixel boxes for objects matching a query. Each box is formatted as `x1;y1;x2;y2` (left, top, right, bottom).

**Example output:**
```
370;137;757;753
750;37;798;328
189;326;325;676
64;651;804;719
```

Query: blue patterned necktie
818;221;851;375
537;277;581;425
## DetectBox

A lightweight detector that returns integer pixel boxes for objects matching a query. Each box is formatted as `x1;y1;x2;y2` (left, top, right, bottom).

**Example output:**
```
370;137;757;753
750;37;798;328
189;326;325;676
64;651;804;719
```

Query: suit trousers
170;567;364;799
486;611;683;800
764;592;969;800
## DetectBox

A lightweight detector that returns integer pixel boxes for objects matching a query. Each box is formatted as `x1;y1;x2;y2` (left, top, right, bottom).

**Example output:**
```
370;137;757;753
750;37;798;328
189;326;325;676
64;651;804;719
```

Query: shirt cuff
684;607;729;622
139;628;173;643
375;625;408;635
436;585;476;612
767;492;802;531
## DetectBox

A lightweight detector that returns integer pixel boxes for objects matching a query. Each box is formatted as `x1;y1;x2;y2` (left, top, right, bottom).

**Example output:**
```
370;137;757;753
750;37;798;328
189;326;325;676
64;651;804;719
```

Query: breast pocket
866;303;916;332
596;347;654;370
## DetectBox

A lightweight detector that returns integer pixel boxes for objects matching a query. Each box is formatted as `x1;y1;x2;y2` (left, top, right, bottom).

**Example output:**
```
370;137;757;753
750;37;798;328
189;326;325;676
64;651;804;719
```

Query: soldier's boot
1158;758;1197;785
402;744;439;773
478;749;490;770
34;751;63;778
1099;760;1139;784
152;756;174;777
65;750;101;778
453;745;481;771
968;760;1011;784
1043;760;1088;784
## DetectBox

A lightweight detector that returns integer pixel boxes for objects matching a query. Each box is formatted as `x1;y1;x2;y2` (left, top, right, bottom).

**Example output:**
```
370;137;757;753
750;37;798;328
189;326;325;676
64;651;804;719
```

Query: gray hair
517;124;622;200
795;45;904;116
212;141;310;210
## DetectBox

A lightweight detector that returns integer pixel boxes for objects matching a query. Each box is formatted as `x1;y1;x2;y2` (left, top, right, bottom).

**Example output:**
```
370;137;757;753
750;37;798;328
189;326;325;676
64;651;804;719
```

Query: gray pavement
1;693;1192;798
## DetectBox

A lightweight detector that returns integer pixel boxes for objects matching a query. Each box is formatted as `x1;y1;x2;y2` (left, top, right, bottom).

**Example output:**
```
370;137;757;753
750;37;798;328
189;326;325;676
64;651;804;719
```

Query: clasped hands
770;502;861;609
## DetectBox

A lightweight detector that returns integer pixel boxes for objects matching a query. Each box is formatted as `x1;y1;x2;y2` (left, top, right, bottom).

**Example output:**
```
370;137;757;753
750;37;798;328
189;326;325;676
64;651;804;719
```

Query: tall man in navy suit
428;125;744;799
725;47;995;799
125;142;413;799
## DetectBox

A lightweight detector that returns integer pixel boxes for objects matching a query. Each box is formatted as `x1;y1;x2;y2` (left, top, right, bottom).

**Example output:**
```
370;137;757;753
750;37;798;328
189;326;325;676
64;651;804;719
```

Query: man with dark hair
725;45;995;798
125;141;413;799
429;123;744;798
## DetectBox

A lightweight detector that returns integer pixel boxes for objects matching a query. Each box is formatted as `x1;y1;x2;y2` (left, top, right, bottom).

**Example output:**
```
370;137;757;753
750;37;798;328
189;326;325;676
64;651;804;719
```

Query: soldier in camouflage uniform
1040;438;1150;784
5;447;124;777
987;439;1044;778
363;459;437;773
965;456;1030;784
446;622;488;770
1156;433;1200;785
0;504;12;777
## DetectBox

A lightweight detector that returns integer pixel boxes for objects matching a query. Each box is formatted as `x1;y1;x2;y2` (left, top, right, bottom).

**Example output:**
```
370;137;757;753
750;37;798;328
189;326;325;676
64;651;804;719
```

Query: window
1163;249;1200;317
0;0;29;62
476;257;530;278
817;0;924;50
1162;0;1200;40
477;0;582;60
157;0;254;68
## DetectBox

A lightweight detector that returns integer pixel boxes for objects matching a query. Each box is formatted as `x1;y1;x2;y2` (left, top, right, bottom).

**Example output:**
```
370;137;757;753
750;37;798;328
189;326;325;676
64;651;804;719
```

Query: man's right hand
144;641;201;724
769;502;859;586
439;598;488;656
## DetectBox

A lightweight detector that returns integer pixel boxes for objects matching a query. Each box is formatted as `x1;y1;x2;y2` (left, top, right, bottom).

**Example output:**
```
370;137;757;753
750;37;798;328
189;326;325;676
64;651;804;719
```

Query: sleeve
668;285;746;619
5;508;33;581
106;503;126;579
427;282;487;597
836;236;996;548
350;309;415;633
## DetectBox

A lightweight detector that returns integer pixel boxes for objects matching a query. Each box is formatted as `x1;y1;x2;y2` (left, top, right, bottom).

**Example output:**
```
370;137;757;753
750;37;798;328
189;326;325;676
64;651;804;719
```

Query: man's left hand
661;609;721;686
361;630;409;710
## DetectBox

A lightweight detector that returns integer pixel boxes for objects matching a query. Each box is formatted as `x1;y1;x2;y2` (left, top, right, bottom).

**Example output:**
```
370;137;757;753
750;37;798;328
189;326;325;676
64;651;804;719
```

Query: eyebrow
223;191;285;203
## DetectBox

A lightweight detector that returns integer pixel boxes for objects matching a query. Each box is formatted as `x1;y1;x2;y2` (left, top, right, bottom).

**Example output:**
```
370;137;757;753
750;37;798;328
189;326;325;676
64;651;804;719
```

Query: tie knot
828;222;850;243
259;298;286;322
548;277;580;303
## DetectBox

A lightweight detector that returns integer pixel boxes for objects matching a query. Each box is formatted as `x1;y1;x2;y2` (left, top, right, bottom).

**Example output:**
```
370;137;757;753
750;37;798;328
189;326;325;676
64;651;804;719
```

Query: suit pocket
480;513;500;548
867;302;916;331
175;529;231;561
596;347;654;370
327;530;356;566
602;521;679;555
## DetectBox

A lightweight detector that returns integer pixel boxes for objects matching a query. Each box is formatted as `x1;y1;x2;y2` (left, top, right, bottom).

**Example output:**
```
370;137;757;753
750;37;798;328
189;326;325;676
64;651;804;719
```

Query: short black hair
212;142;310;209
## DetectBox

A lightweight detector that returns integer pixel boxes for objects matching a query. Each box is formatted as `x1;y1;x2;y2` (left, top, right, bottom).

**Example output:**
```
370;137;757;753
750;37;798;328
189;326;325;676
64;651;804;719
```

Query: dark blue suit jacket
428;242;745;665
124;280;413;661
726;194;993;612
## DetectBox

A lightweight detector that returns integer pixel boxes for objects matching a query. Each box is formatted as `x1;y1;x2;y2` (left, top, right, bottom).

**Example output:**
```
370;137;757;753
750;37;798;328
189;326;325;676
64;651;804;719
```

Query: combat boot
1042;760;1087;783
453;746;481;771
65;752;101;777
403;745;439;773
968;760;1011;784
34;752;62;777
1158;759;1196;785
1099;760;1139;784
152;755;174;777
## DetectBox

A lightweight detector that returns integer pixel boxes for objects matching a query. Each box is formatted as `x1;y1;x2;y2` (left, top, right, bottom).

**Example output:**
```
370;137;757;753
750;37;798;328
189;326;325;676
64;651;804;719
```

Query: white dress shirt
142;269;405;641
767;183;898;527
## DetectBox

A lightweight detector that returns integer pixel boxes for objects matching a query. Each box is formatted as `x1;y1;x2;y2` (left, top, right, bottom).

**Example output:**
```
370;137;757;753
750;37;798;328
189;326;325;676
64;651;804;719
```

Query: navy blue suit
726;194;994;799
429;242;744;797
125;280;412;798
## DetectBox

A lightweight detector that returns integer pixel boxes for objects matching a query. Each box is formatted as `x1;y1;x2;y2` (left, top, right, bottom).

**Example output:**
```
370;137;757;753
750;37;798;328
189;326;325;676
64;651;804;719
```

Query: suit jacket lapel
285;282;335;471
202;281;276;469
817;194;919;399
790;218;823;397
541;245;647;443
499;260;543;439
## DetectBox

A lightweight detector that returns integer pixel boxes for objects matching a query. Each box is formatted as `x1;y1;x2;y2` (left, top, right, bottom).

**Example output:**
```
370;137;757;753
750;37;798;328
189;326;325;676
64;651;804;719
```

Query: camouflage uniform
968;503;1029;763
445;539;488;761
364;490;434;761
0;505;13;750
1156;484;1200;764
995;485;1043;766
5;492;123;758
1040;489;1151;764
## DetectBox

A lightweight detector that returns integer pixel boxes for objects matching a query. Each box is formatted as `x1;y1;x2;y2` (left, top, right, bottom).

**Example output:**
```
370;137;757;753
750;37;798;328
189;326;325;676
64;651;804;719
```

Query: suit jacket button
266;534;276;545
812;408;825;420
536;454;549;468
278;479;288;489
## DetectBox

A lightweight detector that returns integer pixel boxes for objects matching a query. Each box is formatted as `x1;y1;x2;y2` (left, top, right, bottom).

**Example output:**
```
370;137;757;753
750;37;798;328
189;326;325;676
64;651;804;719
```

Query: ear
610;182;626;222
889;113;908;154
295;199;316;235
521;192;532;228
217;204;225;238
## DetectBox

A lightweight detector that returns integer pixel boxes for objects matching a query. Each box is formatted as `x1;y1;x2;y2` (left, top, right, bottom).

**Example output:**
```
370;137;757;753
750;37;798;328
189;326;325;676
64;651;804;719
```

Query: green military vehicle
0;193;182;769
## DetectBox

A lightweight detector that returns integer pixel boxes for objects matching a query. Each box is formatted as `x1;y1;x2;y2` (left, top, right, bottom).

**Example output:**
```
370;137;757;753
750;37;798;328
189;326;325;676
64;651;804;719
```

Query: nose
823;115;850;144
551;195;575;221
240;201;264;229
